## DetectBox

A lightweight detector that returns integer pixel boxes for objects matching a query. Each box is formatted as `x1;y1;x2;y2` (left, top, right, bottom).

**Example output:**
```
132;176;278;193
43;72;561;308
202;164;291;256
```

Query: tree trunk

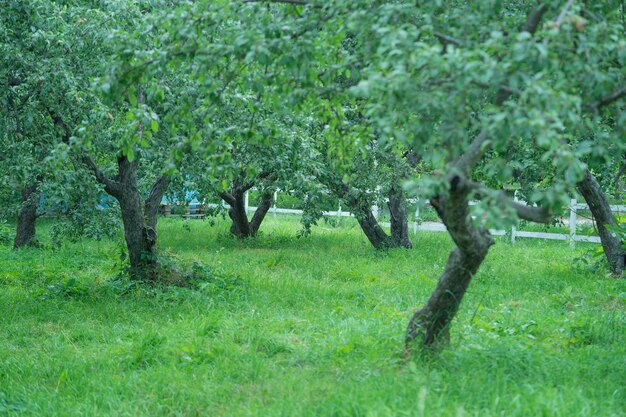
405;180;494;351
353;207;392;249
226;188;251;238
577;169;625;276
145;175;170;240
49;107;171;279
118;189;156;278
403;4;550;351
249;192;273;237
324;171;407;249
340;190;390;249
13;180;41;249
221;185;272;238
388;181;412;249
84;155;169;280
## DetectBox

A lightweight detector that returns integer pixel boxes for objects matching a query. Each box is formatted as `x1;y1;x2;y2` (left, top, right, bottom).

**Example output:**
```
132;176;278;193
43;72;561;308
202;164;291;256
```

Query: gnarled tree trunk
388;180;412;249
118;188;155;277
84;155;169;279
220;180;273;238
13;179;41;249
351;204;391;249
339;183;406;250
577;169;625;276
404;3;550;352
249;192;273;236
405;180;494;350
46;106;170;279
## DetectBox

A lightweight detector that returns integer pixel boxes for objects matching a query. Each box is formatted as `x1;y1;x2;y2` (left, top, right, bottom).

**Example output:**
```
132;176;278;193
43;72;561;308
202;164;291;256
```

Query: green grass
1;217;625;416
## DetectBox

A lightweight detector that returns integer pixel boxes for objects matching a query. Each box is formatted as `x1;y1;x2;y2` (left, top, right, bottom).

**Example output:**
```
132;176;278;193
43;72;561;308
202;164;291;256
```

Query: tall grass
0;217;624;416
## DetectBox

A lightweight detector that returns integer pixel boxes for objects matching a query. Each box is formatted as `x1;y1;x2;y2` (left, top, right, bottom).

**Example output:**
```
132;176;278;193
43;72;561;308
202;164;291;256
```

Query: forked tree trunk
13;180;41;249
403;2;550;352
405;179;494;351
340;186;412;250
84;155;169;280
47;107;170;279
388;181;412;249
577;169;625;276
221;185;273;238
227;188;251;238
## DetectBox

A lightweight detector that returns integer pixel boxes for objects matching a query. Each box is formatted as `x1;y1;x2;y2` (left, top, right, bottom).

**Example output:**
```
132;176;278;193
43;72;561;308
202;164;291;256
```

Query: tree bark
249;192;273;236
405;179;494;351
118;186;156;278
355;207;392;249
388;180;412;249
13;180;41;249
342;190;391;249
84;155;169;280
220;182;272;238
577;169;625;276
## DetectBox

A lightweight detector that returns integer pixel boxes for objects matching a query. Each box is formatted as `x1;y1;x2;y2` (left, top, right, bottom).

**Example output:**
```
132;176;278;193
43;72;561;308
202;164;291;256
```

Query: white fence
200;192;625;246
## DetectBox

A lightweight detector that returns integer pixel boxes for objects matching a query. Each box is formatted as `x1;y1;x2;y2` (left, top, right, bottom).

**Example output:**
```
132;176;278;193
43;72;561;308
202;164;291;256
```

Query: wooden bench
182;203;205;219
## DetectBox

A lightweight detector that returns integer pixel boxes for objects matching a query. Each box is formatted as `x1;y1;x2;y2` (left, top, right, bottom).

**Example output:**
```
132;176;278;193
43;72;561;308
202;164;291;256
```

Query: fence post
511;193;517;244
244;190;249;213
413;199;420;234
337;203;342;222
569;198;577;248
272;190;278;217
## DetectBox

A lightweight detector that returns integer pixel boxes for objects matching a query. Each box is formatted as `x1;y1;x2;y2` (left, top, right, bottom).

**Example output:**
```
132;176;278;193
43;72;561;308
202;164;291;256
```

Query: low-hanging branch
587;85;626;112
44;104;123;197
81;155;122;197
467;181;552;224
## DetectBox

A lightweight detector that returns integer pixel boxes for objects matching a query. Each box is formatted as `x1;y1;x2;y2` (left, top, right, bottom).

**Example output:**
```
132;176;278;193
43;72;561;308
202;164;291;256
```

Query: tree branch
523;3;549;34
218;191;236;206
249;192;274;234
586;85;626;112
469;182;552;223
495;3;549;104
453;128;489;174
433;31;462;47
145;174;170;230
555;0;576;26
145;175;170;214
81;155;122;197
43;104;123;197
452;4;549;171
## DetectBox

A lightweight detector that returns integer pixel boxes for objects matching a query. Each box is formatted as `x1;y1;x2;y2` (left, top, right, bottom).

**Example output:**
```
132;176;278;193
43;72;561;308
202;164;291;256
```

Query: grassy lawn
1;216;625;416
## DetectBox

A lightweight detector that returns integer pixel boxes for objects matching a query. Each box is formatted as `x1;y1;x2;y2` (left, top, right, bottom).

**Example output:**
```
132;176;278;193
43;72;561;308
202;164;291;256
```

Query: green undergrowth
0;217;625;416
